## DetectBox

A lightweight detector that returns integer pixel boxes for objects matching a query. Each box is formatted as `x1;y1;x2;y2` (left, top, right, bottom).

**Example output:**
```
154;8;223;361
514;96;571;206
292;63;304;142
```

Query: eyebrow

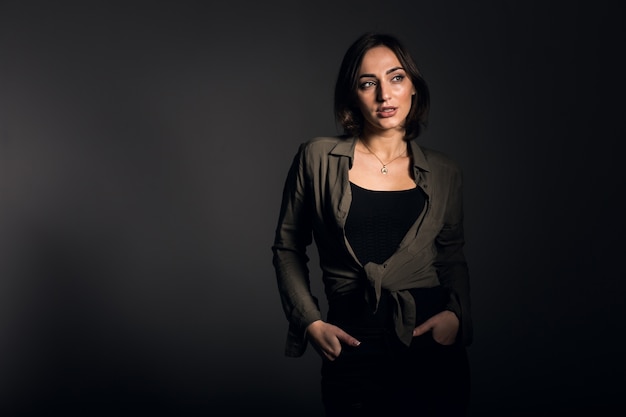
359;66;405;79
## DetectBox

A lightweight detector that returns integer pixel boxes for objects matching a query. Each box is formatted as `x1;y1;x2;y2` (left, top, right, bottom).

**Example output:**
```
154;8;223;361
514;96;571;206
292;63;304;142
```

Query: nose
376;82;391;102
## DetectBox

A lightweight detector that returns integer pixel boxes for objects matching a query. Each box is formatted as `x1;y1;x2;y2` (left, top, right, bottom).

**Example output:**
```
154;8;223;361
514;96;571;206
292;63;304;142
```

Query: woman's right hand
305;320;361;361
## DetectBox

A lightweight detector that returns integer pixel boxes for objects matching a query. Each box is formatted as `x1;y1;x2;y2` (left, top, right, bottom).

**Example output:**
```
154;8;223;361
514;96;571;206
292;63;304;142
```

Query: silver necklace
360;139;407;174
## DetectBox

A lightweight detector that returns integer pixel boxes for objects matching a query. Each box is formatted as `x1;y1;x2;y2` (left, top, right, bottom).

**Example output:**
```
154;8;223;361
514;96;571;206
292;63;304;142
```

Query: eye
359;80;377;89
391;74;405;82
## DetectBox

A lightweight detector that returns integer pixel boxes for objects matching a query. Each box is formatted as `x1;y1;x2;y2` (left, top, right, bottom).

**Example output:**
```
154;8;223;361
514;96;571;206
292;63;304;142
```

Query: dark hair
334;32;430;140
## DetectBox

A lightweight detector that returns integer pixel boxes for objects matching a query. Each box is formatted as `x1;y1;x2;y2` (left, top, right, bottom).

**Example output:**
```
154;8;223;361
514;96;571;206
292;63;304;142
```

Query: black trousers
321;287;470;417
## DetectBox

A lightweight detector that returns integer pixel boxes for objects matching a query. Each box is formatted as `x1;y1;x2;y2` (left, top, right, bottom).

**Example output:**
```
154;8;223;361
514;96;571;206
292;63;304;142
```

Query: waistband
327;285;447;330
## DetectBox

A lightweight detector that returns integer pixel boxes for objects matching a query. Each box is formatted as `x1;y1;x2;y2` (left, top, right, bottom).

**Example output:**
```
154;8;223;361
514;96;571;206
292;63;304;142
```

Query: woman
272;32;472;416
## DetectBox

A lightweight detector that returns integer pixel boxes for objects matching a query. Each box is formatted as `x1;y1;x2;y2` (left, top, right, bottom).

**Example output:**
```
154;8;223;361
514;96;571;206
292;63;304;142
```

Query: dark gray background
1;1;624;415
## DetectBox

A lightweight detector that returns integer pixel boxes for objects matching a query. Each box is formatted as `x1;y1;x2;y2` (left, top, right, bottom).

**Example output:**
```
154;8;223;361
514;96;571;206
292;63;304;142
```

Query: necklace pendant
381;166;388;174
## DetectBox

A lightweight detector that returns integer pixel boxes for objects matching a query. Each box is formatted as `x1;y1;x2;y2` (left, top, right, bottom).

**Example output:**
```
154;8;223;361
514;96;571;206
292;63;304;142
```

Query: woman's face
356;46;416;135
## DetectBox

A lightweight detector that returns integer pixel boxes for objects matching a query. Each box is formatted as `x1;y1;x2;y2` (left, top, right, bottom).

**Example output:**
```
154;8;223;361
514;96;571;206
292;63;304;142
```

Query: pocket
336;327;389;359
430;333;457;348
410;330;454;352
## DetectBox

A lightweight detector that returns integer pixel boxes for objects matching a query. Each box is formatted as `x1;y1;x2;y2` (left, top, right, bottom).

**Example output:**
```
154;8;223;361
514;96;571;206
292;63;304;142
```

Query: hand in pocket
412;310;459;345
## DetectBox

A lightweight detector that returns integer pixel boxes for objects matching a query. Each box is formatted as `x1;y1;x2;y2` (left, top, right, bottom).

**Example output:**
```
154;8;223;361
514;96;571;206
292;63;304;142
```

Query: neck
359;135;407;160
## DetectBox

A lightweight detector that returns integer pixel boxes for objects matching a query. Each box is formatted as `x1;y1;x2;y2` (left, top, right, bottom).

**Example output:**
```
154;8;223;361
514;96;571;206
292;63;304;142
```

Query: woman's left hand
412;310;459;345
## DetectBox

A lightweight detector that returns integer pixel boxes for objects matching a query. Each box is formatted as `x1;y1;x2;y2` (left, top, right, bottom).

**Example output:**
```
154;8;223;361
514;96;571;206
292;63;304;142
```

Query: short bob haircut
334;32;430;141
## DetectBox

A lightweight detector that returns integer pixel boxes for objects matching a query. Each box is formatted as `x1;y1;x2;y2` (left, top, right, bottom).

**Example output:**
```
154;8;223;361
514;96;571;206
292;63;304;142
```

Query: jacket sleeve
434;165;473;346
271;143;322;357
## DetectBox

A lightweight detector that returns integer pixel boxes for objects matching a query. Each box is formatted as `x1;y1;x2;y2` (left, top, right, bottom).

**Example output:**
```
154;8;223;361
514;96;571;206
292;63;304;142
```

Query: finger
322;341;343;361
336;329;361;347
413;320;433;337
323;350;338;361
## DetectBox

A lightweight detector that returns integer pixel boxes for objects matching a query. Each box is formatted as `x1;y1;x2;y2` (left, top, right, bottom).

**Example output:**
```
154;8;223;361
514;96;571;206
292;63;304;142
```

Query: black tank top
330;182;428;329
345;182;426;265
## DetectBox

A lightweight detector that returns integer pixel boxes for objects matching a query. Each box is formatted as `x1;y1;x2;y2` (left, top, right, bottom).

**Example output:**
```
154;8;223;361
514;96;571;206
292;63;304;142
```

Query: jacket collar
329;136;431;172
329;136;357;167
408;140;430;173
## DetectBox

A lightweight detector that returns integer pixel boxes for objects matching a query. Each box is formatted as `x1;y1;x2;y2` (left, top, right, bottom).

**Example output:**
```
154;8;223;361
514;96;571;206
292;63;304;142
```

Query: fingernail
354;340;361;346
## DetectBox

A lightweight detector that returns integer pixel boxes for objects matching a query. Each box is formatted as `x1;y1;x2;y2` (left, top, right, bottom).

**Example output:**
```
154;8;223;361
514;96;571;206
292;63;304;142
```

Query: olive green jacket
272;136;472;357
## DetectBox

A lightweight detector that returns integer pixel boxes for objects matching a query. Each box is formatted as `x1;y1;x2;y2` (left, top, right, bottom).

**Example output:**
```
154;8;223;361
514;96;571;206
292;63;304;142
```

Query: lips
376;107;397;118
